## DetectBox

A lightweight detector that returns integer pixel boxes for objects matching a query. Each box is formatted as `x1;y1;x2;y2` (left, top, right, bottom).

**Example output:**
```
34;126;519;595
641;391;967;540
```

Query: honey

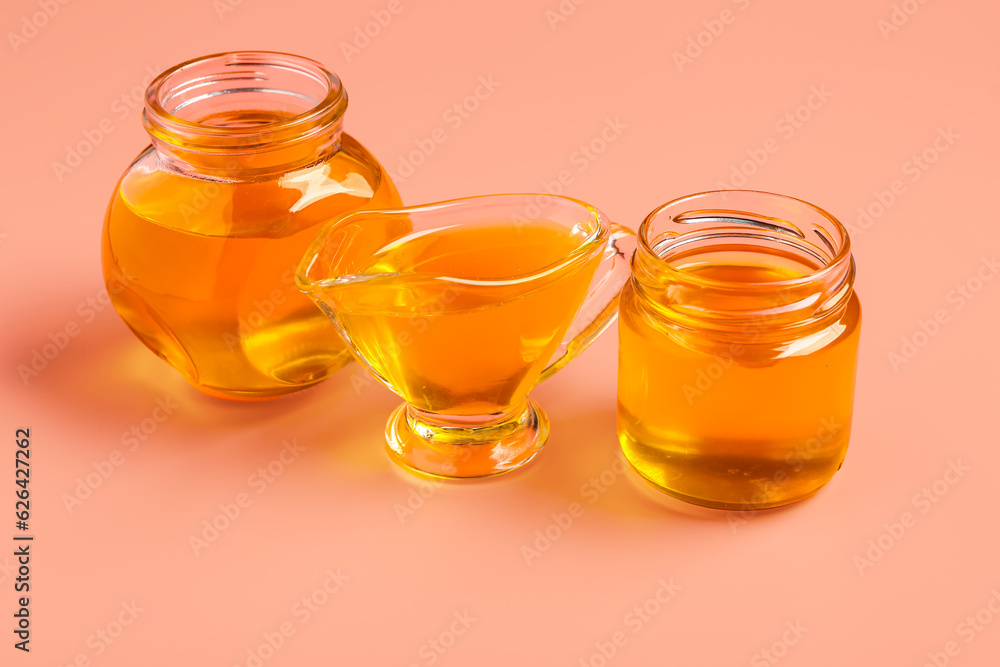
297;194;634;478
618;192;861;509
312;220;600;416
101;53;401;399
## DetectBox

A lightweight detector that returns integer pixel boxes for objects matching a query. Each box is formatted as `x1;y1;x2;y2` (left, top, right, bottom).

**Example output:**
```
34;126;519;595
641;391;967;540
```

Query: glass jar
618;190;861;509
102;51;402;400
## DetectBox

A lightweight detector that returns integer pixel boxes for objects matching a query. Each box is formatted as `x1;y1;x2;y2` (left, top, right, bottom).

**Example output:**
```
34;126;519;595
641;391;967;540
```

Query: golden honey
618;191;861;509
314;220;600;416
101;53;401;399
298;194;635;479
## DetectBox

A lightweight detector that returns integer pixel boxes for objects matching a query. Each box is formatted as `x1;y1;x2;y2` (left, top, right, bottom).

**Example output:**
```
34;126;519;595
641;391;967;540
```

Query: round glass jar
102;51;402;400
618;190;861;509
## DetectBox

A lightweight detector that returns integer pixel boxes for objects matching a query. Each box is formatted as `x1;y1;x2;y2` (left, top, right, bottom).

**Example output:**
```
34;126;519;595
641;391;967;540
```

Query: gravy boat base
385;399;550;479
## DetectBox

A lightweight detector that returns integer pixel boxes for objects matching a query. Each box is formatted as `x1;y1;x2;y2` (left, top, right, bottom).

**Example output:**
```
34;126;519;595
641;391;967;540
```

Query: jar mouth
143;51;347;157
638;190;852;291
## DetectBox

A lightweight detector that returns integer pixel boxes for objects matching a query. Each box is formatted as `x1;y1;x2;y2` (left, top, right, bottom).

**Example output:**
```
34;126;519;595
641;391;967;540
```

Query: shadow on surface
500;401;807;526
2;304;390;453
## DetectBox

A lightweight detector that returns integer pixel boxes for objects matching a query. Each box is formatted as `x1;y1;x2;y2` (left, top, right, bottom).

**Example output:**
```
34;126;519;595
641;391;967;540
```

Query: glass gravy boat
297;194;635;479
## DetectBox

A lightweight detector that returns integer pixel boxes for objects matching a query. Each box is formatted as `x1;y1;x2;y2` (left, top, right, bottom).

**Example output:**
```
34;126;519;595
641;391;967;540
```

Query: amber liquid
102;113;401;399
317;221;602;416
618;253;861;509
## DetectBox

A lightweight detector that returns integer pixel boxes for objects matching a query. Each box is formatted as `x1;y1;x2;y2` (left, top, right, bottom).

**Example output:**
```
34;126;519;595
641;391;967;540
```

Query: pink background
2;0;999;665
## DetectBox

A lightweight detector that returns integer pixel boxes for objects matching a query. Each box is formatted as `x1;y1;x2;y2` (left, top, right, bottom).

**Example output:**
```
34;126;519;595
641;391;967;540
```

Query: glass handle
538;223;637;384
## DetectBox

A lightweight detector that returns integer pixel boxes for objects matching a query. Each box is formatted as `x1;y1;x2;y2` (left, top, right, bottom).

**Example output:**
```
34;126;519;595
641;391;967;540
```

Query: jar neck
142;51;347;179
633;191;855;338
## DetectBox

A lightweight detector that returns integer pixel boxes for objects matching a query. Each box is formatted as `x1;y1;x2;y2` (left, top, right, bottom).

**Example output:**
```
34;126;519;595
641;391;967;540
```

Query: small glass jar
618;190;861;509
102;51;402;400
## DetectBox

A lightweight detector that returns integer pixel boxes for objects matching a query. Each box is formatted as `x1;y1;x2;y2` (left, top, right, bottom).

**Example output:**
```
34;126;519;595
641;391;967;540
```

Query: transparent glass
298;194;636;479
102;51;402;400
618;190;861;509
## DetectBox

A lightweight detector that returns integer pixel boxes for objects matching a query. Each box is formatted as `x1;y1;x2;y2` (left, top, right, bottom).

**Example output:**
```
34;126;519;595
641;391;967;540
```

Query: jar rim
143;50;347;148
637;189;853;292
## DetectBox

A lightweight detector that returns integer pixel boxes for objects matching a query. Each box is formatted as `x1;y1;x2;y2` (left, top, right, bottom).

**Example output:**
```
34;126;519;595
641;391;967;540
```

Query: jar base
188;349;353;401
623;456;832;511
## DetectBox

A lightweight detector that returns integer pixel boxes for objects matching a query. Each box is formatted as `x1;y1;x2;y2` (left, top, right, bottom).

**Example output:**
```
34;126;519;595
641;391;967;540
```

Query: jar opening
634;191;856;335
639;190;852;291
143;51;348;176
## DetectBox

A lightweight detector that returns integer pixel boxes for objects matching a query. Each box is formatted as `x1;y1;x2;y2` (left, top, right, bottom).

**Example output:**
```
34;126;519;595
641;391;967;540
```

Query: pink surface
2;0;998;665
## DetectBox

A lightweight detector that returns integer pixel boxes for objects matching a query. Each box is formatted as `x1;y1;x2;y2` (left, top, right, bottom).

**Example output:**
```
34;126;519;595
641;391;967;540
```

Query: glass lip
637;189;853;291
297;193;610;290
144;50;347;142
